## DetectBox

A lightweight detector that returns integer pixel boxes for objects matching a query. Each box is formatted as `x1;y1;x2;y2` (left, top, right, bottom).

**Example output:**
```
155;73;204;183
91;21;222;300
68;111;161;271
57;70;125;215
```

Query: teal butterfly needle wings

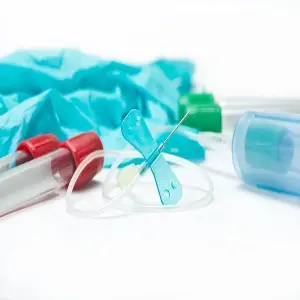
121;109;182;205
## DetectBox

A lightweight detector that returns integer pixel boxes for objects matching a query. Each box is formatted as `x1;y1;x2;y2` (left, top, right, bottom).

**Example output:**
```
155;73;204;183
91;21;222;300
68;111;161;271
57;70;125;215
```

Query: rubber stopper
17;134;60;159
60;131;104;188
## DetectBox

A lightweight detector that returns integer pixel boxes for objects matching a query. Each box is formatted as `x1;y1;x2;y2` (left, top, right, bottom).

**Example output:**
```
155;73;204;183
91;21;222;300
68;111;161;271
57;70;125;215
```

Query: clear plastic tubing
0;133;60;172
0;132;104;218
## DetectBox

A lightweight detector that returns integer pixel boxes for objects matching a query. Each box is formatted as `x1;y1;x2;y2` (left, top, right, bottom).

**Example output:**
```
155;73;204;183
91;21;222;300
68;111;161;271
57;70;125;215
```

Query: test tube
0;134;60;172
180;93;300;132
0;132;104;218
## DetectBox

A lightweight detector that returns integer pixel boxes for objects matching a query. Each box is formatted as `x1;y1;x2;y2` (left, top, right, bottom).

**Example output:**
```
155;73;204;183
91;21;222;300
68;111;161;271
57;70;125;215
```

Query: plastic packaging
0;132;103;218
232;111;300;195
0;134;59;172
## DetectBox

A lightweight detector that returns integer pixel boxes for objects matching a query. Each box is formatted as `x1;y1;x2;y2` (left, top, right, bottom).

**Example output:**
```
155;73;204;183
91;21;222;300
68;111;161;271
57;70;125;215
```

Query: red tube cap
60;132;104;188
17;134;60;159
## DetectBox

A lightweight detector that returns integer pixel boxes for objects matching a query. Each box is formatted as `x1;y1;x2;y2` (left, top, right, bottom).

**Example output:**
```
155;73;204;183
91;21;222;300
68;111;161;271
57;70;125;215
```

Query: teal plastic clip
121;109;189;205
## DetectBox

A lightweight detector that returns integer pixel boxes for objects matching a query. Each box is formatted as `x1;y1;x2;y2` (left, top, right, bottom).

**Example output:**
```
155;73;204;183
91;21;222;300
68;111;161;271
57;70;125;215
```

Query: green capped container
179;93;222;132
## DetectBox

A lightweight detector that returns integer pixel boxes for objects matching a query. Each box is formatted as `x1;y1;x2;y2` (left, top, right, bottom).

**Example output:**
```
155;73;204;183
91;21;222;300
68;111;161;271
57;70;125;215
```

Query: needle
159;110;190;150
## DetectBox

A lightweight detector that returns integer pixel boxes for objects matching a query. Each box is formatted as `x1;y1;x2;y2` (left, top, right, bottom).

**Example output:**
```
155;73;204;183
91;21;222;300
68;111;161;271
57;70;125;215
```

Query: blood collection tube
0;134;60;172
0;131;104;218
180;93;300;132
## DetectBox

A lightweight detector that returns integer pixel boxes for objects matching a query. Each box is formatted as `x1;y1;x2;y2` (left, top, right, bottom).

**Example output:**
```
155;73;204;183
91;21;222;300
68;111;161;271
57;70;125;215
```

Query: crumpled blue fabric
0;49;195;166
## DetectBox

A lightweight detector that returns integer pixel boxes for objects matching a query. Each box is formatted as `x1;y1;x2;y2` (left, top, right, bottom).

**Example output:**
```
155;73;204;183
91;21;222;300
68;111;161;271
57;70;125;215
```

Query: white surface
1;0;300;299
1;159;300;300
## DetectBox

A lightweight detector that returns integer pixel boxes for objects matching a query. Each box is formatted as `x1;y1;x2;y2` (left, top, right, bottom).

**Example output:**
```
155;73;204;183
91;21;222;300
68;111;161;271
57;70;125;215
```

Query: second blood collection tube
180;93;300;132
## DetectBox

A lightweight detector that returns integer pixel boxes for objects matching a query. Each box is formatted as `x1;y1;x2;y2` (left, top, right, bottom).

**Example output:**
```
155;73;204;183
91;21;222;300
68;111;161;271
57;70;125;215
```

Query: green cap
179;93;222;132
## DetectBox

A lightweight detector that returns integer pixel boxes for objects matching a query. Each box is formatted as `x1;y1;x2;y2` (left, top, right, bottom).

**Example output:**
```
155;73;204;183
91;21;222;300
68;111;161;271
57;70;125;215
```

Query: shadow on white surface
0;191;61;223
67;177;213;219
237;183;300;207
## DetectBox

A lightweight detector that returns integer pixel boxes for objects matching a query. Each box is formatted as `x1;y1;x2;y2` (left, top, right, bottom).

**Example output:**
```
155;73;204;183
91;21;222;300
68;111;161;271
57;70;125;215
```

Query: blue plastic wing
121;109;182;205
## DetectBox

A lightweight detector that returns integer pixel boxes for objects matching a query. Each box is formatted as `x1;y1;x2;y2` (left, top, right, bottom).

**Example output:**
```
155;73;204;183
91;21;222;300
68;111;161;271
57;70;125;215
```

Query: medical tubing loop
66;149;214;217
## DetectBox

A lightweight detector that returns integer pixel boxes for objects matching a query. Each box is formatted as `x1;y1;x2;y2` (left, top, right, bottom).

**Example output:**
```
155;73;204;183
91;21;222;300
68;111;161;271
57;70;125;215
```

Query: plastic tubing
66;150;214;218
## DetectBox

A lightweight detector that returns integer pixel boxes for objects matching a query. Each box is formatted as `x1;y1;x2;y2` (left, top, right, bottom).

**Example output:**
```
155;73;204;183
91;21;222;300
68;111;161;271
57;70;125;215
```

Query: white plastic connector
116;164;140;188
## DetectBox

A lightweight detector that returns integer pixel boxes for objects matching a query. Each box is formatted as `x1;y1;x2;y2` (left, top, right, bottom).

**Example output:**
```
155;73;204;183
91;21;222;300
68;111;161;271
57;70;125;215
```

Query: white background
1;0;300;299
